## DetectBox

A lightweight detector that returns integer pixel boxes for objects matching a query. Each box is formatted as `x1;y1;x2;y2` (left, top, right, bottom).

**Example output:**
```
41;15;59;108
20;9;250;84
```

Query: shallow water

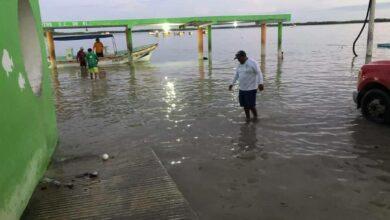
53;23;390;219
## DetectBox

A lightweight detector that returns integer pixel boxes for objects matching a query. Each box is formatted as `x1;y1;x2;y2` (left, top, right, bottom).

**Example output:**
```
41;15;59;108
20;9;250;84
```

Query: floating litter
102;153;109;161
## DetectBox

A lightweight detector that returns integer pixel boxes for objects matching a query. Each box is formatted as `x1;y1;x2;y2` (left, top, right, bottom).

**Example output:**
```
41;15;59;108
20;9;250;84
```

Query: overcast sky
39;0;390;22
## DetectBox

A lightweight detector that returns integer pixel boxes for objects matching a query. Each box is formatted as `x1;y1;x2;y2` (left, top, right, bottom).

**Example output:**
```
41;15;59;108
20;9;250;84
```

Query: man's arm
253;61;264;91
229;70;239;91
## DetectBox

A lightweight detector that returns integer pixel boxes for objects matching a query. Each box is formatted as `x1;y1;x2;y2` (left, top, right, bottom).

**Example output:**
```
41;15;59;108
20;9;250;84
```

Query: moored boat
54;43;158;68
378;43;390;48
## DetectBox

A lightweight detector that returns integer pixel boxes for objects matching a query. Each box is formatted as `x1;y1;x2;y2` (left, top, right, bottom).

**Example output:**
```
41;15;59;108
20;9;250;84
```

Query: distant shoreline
279;18;390;27
53;18;390;35
132;18;390;32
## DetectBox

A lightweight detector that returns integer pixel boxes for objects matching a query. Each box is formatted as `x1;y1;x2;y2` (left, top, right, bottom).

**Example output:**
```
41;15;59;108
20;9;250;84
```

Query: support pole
207;25;212;56
46;30;56;69
277;22;283;58
366;0;376;64
126;27;133;62
261;23;267;57
197;27;204;60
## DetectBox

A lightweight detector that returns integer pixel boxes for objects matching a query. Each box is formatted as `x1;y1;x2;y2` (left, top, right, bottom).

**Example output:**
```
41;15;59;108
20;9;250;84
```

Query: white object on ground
102;153;109;161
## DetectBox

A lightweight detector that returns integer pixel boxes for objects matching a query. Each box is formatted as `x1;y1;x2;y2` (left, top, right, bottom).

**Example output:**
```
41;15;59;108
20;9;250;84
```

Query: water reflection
51;68;64;114
198;59;205;79
351;56;357;71
234;123;259;160
275;58;283;90
80;67;88;79
350;119;390;173
128;64;138;100
260;55;266;73
163;76;177;117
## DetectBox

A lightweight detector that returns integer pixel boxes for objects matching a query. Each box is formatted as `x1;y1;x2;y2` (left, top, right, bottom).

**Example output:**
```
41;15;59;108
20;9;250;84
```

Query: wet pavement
25;24;390;219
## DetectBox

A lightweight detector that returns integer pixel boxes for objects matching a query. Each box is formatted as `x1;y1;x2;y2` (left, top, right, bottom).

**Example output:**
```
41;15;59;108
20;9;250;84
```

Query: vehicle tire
361;89;390;124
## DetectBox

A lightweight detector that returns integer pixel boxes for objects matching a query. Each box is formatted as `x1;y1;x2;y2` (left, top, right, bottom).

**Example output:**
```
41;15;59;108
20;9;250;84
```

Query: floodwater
52;23;390;220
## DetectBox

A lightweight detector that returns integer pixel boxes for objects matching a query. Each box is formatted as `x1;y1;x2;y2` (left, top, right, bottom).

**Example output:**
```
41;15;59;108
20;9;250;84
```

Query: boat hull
378;43;390;49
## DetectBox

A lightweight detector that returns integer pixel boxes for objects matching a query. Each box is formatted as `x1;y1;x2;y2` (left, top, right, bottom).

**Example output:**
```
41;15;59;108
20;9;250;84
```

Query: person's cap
234;50;246;59
80;47;84;50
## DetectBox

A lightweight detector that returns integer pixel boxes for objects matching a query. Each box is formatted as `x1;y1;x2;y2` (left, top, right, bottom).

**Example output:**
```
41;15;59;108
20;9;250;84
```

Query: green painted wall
0;0;58;219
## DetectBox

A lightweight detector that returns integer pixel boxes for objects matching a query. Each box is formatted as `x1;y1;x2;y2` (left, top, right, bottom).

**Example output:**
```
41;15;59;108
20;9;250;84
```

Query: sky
39;0;390;22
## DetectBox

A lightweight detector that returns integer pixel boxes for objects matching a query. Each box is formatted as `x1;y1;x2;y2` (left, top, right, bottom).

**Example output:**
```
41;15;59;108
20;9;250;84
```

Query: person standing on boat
93;38;104;57
76;47;86;67
86;48;99;79
229;50;264;122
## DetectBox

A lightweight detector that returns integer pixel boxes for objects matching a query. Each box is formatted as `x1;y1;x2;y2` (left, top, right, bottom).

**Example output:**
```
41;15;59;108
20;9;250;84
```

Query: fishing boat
378;43;390;48
52;34;158;68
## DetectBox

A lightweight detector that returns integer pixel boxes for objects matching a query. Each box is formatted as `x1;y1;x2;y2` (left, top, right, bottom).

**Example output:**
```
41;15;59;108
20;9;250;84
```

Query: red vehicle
354;61;390;123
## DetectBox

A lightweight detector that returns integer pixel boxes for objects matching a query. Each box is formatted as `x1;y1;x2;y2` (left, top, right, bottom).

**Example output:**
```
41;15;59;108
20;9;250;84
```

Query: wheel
361;89;390;124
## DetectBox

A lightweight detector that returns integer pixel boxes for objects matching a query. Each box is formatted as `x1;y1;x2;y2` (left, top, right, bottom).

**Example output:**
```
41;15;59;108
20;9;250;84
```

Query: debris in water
42;177;62;188
65;183;74;189
102;153;109;161
235;151;256;160
89;171;99;178
280;202;288;207
75;171;99;179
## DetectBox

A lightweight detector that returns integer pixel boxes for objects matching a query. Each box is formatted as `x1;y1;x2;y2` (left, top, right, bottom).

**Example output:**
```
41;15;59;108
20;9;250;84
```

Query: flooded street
51;24;390;219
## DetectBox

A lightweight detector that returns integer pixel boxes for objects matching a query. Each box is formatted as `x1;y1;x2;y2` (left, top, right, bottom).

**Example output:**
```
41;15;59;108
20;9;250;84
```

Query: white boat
55;43;158;68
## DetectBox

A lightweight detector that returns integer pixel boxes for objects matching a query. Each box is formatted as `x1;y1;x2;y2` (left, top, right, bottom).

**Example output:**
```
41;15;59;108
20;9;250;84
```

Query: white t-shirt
232;58;263;91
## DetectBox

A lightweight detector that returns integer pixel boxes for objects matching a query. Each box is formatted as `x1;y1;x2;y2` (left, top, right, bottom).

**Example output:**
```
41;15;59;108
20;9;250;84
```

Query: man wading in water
229;50;264;122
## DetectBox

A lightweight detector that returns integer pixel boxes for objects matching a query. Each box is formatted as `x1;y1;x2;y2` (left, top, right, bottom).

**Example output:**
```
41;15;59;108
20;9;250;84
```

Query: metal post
126;27;133;62
207;25;212;55
261;23;267;57
198;27;204;60
277;22;283;58
46;30;56;69
366;0;376;64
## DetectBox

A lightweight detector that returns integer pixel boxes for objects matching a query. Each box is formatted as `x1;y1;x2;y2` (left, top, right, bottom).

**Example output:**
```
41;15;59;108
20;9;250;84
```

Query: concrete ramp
22;146;197;220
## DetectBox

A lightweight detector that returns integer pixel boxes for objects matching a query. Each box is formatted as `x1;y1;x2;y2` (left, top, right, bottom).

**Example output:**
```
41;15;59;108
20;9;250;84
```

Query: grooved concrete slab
22;146;197;220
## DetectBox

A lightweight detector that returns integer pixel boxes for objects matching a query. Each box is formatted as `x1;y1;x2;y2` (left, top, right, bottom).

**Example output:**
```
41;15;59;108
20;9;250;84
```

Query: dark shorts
96;52;104;57
239;89;257;108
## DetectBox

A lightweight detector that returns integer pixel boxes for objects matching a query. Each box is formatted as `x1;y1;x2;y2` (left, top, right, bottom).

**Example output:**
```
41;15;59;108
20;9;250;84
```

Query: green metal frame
42;14;291;29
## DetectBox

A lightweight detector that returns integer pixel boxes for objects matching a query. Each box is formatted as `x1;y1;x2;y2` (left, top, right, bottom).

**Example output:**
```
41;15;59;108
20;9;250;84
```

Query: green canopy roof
43;14;291;29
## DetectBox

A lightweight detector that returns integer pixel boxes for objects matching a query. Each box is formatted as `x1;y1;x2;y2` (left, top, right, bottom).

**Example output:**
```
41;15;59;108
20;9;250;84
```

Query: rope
353;0;372;57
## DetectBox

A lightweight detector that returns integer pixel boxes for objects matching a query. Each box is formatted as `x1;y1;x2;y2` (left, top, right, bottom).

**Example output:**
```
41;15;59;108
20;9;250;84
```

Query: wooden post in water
277;22;283;58
46;30;56;69
207;25;212;58
126;27;133;62
261;23;267;57
197;27;204;60
366;0;376;64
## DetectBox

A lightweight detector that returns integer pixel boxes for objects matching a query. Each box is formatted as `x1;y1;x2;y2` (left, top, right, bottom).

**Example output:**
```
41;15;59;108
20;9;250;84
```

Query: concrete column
366;0;376;64
277;22;283;58
46;30;56;69
197;27;204;60
126;27;133;62
261;23;267;57
207;25;212;55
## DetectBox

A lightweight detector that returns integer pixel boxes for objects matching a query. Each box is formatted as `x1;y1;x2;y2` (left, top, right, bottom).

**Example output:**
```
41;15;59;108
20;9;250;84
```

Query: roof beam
42;14;292;29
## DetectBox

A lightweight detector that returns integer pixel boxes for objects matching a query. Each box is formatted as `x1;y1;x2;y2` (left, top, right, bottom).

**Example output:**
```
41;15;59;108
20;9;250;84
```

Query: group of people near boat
76;38;104;79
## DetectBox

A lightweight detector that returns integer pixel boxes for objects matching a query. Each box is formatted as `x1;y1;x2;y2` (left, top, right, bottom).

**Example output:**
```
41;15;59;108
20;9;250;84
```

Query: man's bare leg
244;108;251;122
250;107;258;120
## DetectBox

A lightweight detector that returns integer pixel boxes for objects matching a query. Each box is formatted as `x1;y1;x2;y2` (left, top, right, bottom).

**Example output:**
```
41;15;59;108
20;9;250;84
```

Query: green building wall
0;0;58;219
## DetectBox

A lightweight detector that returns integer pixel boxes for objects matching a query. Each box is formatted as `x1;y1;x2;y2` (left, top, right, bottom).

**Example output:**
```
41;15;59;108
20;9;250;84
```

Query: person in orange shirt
93;38;104;57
